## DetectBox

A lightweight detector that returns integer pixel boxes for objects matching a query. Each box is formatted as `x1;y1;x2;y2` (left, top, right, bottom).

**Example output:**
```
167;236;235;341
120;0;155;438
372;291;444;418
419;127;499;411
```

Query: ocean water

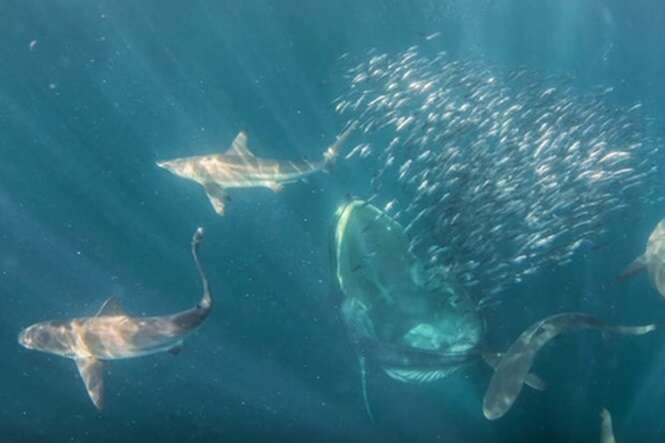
2;1;665;442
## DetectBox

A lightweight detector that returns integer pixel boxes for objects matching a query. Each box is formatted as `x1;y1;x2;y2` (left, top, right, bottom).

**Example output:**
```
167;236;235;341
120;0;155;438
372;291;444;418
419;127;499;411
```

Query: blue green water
2;1;665;441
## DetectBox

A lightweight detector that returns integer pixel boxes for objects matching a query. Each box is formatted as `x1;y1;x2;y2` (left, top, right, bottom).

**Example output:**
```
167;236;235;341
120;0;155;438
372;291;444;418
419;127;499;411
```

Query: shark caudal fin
618;254;647;281
192;227;212;312
322;121;358;171
75;357;104;410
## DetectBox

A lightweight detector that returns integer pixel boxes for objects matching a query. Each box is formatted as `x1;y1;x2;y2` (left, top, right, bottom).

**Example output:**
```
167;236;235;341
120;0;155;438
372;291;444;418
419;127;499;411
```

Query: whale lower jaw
383;366;464;384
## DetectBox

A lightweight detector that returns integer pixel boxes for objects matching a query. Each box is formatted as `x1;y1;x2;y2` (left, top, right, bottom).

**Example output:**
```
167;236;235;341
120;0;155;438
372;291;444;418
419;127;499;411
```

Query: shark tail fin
192;227;212;312
322;121;358;172
617;254;647;282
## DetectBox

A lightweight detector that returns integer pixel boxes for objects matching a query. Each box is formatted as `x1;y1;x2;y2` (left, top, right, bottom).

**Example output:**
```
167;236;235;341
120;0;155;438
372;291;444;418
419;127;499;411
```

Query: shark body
482;313;655;420
619;219;665;297
157;124;356;215
18;228;212;409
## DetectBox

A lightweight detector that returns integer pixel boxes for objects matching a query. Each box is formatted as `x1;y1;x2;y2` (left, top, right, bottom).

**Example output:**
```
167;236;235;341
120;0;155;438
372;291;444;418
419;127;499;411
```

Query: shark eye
36;330;50;342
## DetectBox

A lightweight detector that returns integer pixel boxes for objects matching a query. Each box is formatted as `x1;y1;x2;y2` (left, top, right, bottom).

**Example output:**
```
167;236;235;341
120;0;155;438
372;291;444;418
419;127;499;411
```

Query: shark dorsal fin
96;296;125;316
225;131;255;158
75;357;104;410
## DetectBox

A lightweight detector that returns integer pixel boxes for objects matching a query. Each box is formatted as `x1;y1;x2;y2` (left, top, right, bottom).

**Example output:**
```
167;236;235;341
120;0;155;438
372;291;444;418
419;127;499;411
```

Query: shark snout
18;327;33;349
155;159;187;177
156;159;183;173
17;323;54;351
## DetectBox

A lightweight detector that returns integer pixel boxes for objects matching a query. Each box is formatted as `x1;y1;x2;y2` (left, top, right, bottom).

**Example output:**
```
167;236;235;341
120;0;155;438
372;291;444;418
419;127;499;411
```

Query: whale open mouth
332;199;484;382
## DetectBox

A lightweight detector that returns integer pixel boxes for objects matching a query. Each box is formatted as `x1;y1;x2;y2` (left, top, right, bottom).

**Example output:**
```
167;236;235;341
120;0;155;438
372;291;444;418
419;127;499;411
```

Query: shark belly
78;316;186;360
216;168;315;189
217;178;286;190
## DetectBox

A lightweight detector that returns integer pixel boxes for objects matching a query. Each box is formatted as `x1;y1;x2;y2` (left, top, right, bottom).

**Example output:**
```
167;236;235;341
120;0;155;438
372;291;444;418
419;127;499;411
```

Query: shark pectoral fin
484;350;545;391
524;373;547;391
96;296;125;317
203;182;228;215
358;355;375;423
618;254;647;281
267;181;283;192
168;343;183;356
480;351;501;369
75;357;104;410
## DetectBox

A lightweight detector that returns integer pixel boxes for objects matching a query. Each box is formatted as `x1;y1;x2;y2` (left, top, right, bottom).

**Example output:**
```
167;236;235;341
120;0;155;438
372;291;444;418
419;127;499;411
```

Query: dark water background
1;0;665;441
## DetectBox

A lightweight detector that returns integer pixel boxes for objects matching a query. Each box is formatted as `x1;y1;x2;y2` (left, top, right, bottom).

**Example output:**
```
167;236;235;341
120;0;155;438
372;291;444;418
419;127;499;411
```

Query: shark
18;227;212;409
482;312;655;420
619;219;665;298
156;123;357;215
